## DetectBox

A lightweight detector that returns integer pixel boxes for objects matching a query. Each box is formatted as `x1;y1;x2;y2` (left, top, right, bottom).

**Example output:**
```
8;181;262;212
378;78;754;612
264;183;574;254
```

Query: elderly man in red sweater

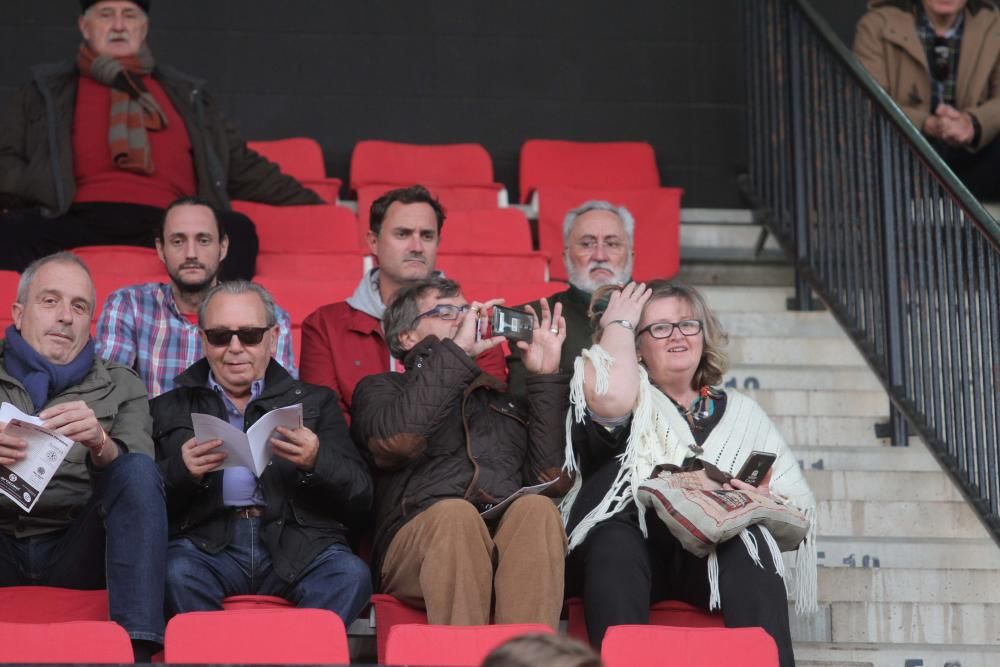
0;0;322;279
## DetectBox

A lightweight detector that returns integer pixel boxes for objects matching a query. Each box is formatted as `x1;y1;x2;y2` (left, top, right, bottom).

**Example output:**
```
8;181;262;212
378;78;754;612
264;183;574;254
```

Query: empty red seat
436;252;550;285
231;201;358;255
164;608;349;664
248;137;342;203
438;208;533;254
519;140;661;204
73;246;164;275
351;140;498;191
255;276;359;325
384;623;554;667
255;253;366;281
601;625;778;667
0;620;134;663
0;586;109;623
535;185;683;281
370;594;430;664
565;597;723;645
0;270;20;330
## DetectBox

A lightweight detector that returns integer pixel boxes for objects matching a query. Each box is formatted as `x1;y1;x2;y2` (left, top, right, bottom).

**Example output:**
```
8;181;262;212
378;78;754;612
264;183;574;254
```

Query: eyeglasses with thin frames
636;319;703;339
573;238;627;254
413;303;470;323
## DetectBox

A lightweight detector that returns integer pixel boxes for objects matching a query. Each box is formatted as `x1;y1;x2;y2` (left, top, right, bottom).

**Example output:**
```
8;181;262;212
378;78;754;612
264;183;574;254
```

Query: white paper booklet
479;478;559;520
0;402;75;513
191;404;303;477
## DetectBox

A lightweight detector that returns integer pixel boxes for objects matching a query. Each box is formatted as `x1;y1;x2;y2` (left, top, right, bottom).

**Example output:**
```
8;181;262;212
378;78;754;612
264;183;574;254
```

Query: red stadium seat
435;252;550;284
0;586;109;623
565;597;723;645
384;623;554;667
355;184;506;241
247;137;342;203
350;140;498;192
370;594;429;664
0;620;134;663
519;140;661;204
73;246;164;275
601;625;778;667
231;201;358;255
221;594;293;611
0;270;20;331
255;253;366;281
255;276;358;325
535;185;683;281
438;208;533;254
164;608;349;664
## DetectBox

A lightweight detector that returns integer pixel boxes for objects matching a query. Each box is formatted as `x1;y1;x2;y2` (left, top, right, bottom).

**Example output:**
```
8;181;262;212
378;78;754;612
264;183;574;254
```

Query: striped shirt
96;282;297;397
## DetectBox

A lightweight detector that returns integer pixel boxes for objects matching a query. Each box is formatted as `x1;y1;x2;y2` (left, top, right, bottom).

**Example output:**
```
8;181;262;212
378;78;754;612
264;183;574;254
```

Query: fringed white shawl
560;344;818;614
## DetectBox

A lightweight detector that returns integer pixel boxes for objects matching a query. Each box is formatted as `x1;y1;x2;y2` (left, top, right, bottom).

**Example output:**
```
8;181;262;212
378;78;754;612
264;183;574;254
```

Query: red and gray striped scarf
77;42;167;175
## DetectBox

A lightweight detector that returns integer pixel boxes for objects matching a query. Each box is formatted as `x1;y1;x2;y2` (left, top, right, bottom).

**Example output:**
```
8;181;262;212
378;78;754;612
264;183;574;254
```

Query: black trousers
0;202;258;280
566;511;795;667
935;136;1000;201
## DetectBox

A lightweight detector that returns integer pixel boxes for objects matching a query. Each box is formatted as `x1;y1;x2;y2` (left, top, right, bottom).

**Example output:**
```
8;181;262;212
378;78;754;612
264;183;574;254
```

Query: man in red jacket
299;185;506;421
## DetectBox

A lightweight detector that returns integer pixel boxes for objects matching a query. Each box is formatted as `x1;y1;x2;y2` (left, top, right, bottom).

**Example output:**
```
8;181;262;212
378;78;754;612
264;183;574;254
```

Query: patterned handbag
636;464;810;558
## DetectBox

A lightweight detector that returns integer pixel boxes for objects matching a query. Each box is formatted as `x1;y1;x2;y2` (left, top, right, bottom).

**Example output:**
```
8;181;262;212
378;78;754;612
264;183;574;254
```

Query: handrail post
877;123;909;447
787;7;815;311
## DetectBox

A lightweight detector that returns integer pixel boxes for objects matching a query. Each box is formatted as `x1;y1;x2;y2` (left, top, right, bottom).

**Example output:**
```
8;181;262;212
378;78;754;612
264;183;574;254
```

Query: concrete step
743;389;889;417
676;261;794;287
790;600;1000;644
697;285;793;312
813;568;1000;604
771;415;892;447
804;470;963;502
795;446;939;473
812;536;1000;570
724;366;883;392
795;641;1000;667
729;337;867;367
818;500;989;540
717;311;845;338
681;223;782;251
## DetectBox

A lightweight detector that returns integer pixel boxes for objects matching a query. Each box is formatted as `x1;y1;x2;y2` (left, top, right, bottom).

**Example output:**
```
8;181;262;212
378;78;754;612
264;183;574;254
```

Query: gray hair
198;281;278;329
561;200;636;247
384;276;462;360
17;252;95;309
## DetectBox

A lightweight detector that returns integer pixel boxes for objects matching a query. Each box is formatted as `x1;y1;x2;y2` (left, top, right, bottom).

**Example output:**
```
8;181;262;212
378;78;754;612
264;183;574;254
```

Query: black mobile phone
735;451;777;487
491;305;534;343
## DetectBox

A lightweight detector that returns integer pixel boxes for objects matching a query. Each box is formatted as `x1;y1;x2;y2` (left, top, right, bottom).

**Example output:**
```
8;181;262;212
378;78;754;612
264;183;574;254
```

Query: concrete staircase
681;211;1000;667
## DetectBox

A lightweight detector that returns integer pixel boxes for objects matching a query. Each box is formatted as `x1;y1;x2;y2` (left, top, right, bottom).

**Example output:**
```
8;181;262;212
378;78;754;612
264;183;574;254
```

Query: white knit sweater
560;344;818;613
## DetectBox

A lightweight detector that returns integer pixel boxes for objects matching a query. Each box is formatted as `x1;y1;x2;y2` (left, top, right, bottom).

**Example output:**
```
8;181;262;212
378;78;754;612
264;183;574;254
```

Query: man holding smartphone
351;276;570;629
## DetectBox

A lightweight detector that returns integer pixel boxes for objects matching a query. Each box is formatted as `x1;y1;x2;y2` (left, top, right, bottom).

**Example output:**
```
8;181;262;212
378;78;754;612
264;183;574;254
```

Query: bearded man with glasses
150;280;373;627
351;276;571;628
855;0;1000;199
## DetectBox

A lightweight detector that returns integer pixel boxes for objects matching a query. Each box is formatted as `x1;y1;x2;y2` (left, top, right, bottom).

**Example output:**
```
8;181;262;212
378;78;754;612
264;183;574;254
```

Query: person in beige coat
854;0;1000;199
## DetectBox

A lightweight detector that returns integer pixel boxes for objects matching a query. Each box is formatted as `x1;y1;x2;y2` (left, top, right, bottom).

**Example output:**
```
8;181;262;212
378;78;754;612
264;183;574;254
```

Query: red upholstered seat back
351;140;496;191
0;620;133;663
520;139;660;203
601;625;779;667
384;622;554;666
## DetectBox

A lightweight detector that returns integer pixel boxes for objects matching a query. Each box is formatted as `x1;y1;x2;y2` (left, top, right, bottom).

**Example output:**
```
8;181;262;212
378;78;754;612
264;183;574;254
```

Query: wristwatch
608;319;634;330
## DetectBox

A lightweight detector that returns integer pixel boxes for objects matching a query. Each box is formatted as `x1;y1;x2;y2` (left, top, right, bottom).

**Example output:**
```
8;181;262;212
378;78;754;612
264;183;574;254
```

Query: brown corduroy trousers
380;495;567;628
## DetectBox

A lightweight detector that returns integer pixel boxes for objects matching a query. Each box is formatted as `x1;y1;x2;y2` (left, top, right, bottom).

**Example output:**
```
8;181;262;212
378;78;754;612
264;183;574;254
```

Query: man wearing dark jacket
152;281;371;625
0;0;322;279
351;277;569;628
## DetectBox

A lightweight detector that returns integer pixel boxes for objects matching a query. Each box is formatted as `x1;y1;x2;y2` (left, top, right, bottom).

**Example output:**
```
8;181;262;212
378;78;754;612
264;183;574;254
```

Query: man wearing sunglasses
97;197;297;397
351;277;570;629
855;0;1000;199
300;185;507;422
150;281;372;626
507;201;634;395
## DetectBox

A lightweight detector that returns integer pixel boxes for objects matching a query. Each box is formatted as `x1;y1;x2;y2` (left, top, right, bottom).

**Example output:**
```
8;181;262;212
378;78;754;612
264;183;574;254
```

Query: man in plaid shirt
97;197;296;397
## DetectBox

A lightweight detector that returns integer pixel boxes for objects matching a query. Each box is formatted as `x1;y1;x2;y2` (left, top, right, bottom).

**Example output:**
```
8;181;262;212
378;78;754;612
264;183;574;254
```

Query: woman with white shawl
562;281;816;667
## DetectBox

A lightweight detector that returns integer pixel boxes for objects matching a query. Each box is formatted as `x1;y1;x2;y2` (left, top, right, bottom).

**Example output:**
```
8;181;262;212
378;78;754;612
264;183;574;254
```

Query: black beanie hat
80;0;150;14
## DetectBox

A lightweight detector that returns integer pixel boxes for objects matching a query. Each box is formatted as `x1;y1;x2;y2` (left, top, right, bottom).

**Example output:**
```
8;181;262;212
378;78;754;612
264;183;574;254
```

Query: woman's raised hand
599;282;652;334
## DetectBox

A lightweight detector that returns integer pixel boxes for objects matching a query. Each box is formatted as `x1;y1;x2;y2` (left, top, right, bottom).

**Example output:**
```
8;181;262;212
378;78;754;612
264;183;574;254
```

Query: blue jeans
165;516;371;626
0;453;167;643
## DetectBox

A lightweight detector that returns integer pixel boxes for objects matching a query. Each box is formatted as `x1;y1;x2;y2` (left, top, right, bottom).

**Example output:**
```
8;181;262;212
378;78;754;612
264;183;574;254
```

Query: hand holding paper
181;437;226;480
271;425;319;472
191;404;304;477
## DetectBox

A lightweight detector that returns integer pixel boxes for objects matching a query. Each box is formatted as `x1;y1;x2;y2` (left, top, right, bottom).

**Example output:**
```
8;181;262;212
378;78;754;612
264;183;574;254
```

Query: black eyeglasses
636;319;703;339
202;326;271;347
414;304;470;323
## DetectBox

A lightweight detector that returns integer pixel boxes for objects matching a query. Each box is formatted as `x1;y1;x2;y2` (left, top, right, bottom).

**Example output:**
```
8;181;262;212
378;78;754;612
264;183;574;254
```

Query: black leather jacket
152;359;371;582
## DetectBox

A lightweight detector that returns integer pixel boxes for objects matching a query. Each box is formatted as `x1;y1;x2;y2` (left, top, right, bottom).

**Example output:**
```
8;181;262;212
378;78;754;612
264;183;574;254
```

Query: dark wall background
1;0;870;208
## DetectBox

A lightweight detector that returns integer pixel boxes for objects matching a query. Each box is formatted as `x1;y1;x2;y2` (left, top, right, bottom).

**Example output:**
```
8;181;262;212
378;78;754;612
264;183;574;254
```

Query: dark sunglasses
202;326;271;347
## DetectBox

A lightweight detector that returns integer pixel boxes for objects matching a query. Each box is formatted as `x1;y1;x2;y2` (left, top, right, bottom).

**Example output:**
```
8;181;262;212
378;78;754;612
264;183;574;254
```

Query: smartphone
491;305;534;343
735;451;777;487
